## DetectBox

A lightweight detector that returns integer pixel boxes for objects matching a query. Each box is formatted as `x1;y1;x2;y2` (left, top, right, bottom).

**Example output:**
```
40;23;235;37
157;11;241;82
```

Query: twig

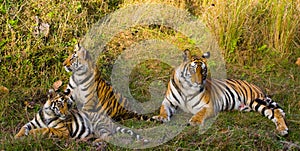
281;141;300;150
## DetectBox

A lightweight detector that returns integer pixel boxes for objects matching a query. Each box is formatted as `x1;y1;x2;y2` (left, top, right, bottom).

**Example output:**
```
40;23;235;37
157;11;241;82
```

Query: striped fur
152;50;288;136
15;89;146;143
63;43;152;121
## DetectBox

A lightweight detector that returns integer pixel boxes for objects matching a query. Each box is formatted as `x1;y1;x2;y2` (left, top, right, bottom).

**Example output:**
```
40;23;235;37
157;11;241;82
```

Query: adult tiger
15;89;147;144
152;50;288;136
63;43;153;121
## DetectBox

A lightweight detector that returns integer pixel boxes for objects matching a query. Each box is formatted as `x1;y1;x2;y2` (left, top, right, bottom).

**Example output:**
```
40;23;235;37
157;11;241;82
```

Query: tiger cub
152;50;288;136
15;89;147;144
63;43;154;121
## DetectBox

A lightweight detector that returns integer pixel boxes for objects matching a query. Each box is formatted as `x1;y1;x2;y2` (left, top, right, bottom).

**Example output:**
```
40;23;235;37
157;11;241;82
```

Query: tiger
15;89;147;144
152;49;288;136
63;43;154;122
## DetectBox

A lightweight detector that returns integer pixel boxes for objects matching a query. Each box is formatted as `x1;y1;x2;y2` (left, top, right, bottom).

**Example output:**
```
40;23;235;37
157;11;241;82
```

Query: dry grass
0;0;299;150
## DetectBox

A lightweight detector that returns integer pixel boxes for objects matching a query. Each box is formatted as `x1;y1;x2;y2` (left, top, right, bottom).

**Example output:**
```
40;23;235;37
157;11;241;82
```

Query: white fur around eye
201;63;206;69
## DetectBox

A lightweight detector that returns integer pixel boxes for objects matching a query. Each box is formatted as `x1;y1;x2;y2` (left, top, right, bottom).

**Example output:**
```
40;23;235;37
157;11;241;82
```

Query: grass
1;0;299;150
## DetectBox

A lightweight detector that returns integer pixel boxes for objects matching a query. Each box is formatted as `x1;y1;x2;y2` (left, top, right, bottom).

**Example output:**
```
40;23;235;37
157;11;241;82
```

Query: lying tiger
153;50;288;136
15;89;147;144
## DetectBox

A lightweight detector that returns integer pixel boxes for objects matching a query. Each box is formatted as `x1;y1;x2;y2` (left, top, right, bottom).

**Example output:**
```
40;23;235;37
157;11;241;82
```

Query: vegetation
0;0;299;150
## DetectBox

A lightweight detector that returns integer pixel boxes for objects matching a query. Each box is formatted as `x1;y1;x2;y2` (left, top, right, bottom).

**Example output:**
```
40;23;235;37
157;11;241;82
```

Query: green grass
1;0;299;150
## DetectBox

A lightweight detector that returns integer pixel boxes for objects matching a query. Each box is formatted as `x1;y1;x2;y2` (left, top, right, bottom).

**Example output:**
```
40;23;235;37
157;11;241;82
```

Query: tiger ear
77;44;91;60
47;89;56;99
202;52;210;59
183;49;192;62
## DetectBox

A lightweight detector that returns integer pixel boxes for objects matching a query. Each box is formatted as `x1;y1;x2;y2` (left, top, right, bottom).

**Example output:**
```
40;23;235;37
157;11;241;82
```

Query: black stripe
64;88;71;95
68;115;73;136
170;89;181;105
68;78;75;89
77;67;88;76
78;115;87;138
28;122;34;129
223;90;231;111
81;85;90;91
34;117;42;128
270;109;274;119
171;78;183;98
181;64;188;77
168;107;173;118
80;73;93;84
72;113;80;138
249;100;254;109
38;109;44;122
255;103;260;111
70;95;75;102
83;88;94;98
255;98;267;106
169;99;176;108
227;80;243;104
261;107;266;117
215;80;230;110
191;99;200;108
36;109;44;128
225;85;236;110
233;80;247;104
47;117;60;126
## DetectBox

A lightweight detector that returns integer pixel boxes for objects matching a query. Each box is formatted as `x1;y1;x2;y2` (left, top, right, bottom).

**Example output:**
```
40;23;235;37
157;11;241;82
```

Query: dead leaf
296;57;300;66
0;86;9;94
39;23;50;37
52;80;63;91
33;16;50;38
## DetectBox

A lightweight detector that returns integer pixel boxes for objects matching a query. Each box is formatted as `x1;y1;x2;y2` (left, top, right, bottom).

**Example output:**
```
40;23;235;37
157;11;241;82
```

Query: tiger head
63;43;94;74
43;89;73;120
180;49;210;88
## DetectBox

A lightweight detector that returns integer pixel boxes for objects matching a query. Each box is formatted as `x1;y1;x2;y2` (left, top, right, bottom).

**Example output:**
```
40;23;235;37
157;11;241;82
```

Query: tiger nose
196;81;202;85
195;75;203;85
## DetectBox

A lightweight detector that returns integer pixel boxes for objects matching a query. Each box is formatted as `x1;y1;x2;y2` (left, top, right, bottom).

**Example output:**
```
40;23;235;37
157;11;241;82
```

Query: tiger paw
92;140;107;151
152;115;170;123
188;119;204;126
14;128;28;139
188;115;205;126
273;109;288;136
14;134;22;139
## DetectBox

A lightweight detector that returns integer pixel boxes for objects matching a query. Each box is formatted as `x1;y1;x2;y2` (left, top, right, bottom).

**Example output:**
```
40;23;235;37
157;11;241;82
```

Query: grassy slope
0;0;299;150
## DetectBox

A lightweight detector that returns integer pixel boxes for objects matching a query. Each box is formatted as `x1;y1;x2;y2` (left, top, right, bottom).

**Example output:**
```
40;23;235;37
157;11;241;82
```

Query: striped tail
115;126;149;143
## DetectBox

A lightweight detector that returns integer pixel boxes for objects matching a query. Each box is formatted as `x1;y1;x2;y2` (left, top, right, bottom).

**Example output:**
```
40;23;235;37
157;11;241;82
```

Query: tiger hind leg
264;96;282;109
248;98;288;136
239;97;281;112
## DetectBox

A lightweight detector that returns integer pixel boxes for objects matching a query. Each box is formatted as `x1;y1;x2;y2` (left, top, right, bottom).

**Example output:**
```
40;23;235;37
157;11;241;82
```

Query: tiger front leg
28;127;69;138
152;98;177;122
15;126;29;138
189;107;214;126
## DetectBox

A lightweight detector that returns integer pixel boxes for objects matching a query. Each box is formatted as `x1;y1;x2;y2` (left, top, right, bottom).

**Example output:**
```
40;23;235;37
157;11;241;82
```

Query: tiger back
63;43;152;121
152;50;288;136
